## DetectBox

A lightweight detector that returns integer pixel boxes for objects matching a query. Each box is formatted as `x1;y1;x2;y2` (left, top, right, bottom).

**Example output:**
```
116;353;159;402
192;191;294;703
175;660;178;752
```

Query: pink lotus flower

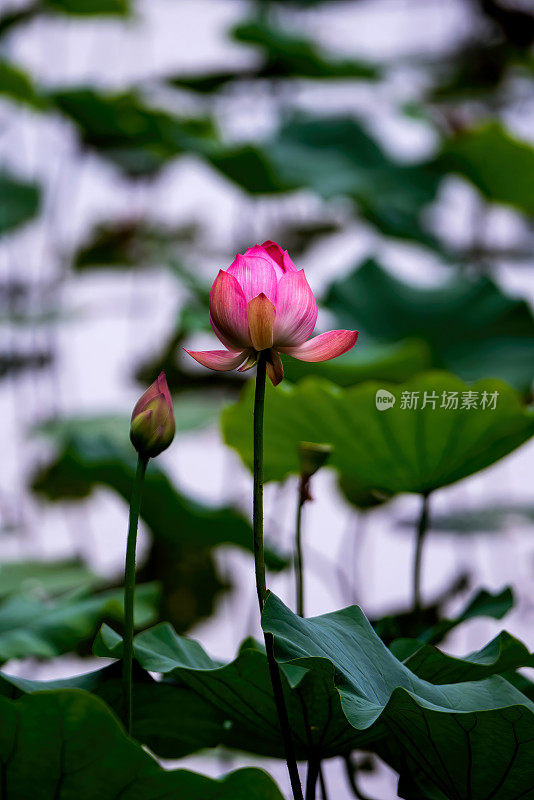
185;241;358;385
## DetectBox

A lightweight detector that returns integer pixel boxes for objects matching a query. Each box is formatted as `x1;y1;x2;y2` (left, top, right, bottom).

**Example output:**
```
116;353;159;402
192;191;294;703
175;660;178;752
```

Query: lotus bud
130;372;175;459
298;441;333;478
297;441;333;504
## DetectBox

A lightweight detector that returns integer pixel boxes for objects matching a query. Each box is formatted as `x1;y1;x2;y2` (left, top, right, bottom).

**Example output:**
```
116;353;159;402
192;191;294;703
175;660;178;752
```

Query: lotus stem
413;491;430;612
295;475;307;617
123;453;148;735
254;350;303;800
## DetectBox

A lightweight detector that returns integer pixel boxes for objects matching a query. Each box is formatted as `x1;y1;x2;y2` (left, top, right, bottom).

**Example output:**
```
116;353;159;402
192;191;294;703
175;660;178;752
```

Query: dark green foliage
397;631;534;684
437;123;534;215
0;689;284;798
222;372;534;502
50;89;214;176
263;593;534;800
325;259;534;393
90;594;534;799
0;582;158;663
374;586;514;647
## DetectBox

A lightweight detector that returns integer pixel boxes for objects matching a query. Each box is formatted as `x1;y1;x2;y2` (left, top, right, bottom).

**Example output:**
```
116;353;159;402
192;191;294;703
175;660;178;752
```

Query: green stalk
295;476;306;617
254;351;304;800
123;453;148;735
413;491;430;613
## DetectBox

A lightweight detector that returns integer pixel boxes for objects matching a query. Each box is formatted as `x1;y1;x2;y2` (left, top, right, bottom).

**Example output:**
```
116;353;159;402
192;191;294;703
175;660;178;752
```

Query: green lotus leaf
396;631;534;684
263;593;534;800
90;597;534;800
0;689;284;798
222;372;534;500
0;559;100;599
0;59;47;109
282;339;432;387
437;122;534;216
324;259;534;393
373;585;514;646
0;583;158;663
0;663;226;760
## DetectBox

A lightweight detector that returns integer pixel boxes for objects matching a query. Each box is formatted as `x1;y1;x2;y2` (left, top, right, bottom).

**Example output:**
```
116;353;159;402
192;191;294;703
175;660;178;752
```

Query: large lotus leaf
0;689;284;799
397;631;534;684
221;372;534;500
437;122;534;215
373;586;514;647
324;259;534;393
0;171;40;236
263;593;534;800
0;663;227;760
93;607;534;797
0;582;157;663
93;621;367;759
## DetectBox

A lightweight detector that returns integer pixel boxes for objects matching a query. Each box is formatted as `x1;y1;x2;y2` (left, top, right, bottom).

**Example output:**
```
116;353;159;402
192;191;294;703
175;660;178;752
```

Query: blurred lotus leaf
0;559;100;599
0;350;52;380
231;18;379;80
437;122;534;216
168;17;378;91
394;630;534;684
44;0;131;14
210;116;443;247
325;259;534;393
0;0;131;40
397;503;534;535
222;372;534;505
0;689;285;798
0;59;47;109
50;88;215;176
72;219;200;271
374;585;514;647
0;582;158;663
0;171;40;236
